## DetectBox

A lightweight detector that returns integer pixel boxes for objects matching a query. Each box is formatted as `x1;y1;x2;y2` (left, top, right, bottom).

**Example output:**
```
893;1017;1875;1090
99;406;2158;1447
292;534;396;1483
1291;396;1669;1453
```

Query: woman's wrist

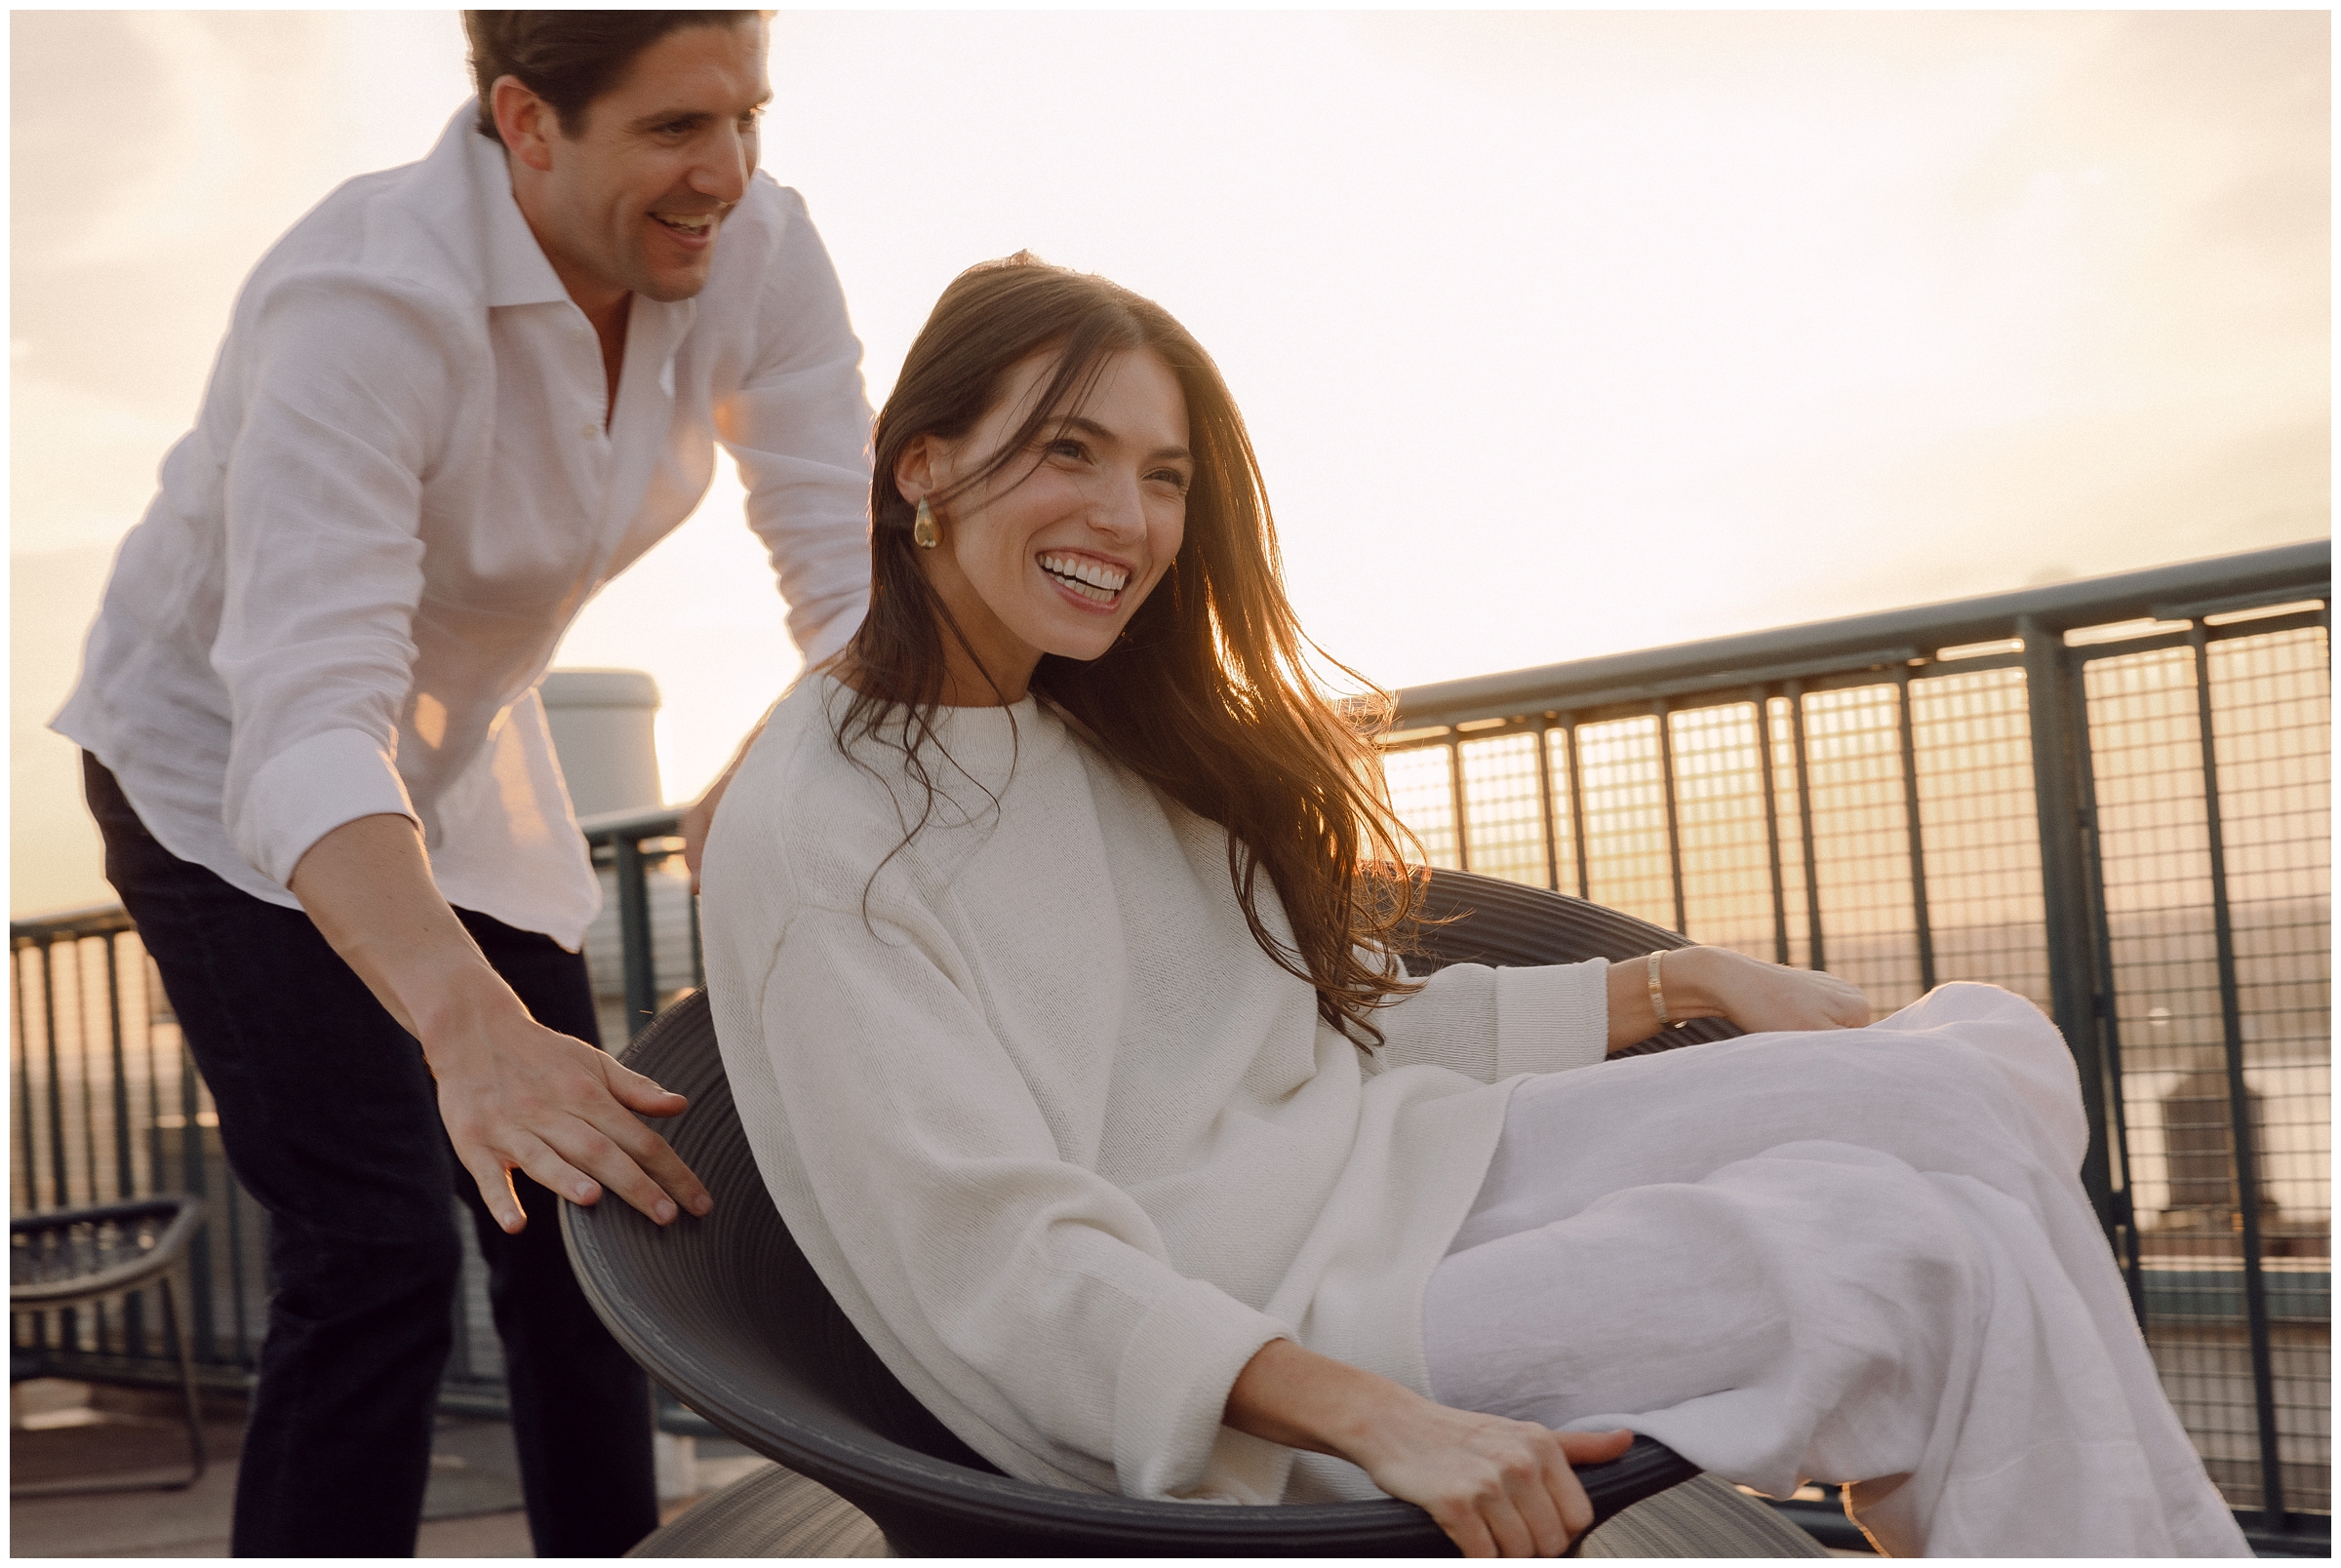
1223;1337;1423;1466
1652;946;1727;1020
1606;948;1724;1050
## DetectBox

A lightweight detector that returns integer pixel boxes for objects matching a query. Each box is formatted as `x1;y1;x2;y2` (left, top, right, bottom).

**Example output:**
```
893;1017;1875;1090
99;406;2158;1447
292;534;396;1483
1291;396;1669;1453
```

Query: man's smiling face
517;18;771;306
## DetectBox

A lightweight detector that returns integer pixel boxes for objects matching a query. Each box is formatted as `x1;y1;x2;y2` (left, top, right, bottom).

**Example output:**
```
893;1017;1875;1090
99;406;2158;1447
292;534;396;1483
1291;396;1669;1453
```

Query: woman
700;255;2247;1557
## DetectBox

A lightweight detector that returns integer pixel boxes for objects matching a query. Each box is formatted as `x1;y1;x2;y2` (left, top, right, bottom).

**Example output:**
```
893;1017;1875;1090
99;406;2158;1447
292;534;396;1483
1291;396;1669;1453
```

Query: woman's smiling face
899;346;1193;703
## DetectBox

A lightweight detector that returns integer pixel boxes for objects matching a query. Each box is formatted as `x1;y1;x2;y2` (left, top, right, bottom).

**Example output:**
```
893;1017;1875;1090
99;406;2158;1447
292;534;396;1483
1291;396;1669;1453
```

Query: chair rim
11;1196;207;1309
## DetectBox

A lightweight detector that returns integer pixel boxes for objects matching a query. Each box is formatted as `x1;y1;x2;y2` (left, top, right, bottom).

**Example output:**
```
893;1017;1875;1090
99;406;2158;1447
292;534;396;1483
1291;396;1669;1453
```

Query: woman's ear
893;434;942;509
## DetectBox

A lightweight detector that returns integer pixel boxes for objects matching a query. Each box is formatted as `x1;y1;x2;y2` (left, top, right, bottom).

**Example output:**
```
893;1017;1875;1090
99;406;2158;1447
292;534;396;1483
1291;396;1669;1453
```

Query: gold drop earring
912;497;940;550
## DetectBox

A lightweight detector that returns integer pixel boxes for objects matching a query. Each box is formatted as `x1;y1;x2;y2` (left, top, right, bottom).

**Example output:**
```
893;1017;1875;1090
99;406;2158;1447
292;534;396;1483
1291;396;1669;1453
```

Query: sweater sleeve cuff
1112;1276;1291;1503
1495;959;1609;1078
233;727;418;887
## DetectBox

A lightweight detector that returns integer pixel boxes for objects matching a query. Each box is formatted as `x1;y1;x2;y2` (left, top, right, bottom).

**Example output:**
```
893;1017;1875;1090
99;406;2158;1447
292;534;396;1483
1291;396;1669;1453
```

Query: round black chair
566;868;1777;1556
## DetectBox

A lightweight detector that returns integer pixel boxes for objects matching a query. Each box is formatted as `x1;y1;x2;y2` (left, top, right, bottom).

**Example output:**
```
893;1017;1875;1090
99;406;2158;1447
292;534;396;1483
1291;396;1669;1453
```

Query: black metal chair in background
11;1195;209;1497
567;869;1826;1556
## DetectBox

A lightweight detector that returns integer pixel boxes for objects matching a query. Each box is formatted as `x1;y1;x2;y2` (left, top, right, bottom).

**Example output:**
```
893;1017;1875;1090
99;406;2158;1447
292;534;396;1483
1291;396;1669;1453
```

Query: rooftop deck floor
8;1380;752;1557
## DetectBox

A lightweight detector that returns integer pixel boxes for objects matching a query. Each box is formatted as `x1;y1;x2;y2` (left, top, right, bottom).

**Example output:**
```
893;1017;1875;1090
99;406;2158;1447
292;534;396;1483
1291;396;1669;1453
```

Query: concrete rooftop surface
9;1378;763;1557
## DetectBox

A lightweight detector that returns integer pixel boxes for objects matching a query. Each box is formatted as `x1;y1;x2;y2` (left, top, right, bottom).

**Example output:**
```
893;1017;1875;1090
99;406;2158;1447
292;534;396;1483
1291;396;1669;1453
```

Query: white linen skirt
1419;982;2250;1557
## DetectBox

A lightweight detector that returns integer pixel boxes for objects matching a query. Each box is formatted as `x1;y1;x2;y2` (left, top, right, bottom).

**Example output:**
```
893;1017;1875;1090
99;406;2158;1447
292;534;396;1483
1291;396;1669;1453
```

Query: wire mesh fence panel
1906;665;2051;1009
1574;715;1677;930
2080;632;2331;1515
1666;702;1778;959
1797;685;1925;1012
1383;743;1461;871
1458;732;1551;888
2204;624;2331;1511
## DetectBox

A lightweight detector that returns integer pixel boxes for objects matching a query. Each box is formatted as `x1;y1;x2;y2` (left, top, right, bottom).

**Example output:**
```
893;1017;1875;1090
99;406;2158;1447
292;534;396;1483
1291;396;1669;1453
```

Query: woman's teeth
1039;553;1128;604
655;213;713;234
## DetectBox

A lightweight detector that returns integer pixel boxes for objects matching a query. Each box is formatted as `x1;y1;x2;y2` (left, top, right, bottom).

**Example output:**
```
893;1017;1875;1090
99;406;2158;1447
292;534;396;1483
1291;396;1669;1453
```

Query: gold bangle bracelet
1647;949;1672;1027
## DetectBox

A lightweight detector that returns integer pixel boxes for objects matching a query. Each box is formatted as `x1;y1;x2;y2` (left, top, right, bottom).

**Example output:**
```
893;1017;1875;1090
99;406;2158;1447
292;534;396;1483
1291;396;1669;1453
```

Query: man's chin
636;268;713;304
626;249;716;303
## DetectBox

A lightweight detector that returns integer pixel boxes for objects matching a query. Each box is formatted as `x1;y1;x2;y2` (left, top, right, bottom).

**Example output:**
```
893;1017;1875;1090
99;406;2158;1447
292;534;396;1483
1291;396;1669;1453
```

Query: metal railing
11;542;2328;1547
1377;540;2329;1548
8;813;706;1418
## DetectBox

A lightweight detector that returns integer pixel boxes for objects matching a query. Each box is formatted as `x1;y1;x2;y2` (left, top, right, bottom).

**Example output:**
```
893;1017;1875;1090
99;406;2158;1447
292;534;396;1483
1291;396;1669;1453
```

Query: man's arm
689;187;876;883
291;813;710;1234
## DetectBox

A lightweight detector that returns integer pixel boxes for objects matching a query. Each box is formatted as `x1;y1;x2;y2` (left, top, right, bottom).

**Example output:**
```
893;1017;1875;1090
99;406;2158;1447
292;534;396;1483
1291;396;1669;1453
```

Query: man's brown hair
462;11;761;144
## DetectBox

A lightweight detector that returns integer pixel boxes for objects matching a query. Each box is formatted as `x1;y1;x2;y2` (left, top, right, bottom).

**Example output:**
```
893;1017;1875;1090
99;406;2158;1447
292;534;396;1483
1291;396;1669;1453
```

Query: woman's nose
1091;474;1147;539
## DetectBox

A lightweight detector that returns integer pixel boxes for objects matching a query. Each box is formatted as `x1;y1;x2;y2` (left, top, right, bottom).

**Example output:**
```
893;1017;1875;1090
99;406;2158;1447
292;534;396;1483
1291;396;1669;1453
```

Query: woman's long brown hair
839;254;1424;1045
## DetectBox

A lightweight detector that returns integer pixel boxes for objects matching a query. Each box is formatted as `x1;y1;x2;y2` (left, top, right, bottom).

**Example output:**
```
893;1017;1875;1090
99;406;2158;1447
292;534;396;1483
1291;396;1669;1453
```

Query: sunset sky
10;8;2329;917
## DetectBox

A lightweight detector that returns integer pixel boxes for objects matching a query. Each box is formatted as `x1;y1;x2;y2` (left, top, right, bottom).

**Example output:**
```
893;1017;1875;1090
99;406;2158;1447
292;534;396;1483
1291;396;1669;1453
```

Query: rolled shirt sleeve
212;271;461;884
754;902;1292;1501
1375;959;1610;1082
718;187;873;667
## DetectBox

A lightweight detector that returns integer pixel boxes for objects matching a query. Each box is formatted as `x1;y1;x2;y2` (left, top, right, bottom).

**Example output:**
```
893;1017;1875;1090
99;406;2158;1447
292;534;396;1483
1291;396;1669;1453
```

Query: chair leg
160;1274;208;1490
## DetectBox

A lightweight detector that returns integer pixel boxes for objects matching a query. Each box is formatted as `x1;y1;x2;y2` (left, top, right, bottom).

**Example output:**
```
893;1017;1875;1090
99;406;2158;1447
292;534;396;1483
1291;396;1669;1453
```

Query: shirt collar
451;103;571;309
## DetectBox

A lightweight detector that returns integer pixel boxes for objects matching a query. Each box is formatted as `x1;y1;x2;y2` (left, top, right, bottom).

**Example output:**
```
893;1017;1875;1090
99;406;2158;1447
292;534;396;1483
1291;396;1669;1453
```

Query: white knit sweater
701;679;1610;1504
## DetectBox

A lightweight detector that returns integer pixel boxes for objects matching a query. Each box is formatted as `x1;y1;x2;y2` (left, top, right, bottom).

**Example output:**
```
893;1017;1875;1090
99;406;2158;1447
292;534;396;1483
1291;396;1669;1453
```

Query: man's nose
690;123;754;204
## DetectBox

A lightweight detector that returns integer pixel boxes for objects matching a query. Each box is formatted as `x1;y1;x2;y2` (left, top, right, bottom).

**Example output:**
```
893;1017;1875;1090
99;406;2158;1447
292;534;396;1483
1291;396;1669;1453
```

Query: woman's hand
1349;1401;1636;1556
1224;1337;1633;1556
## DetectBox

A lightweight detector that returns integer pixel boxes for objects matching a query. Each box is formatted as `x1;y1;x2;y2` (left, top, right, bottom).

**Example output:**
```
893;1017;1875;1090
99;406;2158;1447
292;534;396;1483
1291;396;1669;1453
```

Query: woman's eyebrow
1052;415;1192;463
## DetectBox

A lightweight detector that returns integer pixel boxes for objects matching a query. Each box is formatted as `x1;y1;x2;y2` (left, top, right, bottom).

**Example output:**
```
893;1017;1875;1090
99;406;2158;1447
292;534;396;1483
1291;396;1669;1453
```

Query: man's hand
1224;1337;1634;1556
290;813;710;1233
1607;945;1870;1048
421;969;710;1234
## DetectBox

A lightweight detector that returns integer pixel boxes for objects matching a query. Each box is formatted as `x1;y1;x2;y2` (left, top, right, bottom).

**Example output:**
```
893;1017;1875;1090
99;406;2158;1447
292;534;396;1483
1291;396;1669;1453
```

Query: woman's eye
1149;469;1191;493
1047;439;1089;461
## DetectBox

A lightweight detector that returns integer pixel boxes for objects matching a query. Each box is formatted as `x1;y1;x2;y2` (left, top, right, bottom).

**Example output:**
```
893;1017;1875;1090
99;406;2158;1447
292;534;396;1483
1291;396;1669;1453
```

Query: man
52;12;871;1555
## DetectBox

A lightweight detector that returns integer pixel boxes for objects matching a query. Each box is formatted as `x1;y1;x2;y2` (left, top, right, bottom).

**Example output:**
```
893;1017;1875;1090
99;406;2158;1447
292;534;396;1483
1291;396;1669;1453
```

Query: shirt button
581;423;599;440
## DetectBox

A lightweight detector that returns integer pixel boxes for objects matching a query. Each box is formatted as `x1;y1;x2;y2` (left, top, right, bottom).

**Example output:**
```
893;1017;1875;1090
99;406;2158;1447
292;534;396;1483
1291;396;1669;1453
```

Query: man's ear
492;75;559;175
893;434;944;509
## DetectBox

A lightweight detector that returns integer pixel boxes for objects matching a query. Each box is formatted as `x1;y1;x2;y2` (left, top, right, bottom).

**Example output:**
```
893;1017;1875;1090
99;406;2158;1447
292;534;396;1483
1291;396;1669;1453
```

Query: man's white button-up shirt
55;107;874;950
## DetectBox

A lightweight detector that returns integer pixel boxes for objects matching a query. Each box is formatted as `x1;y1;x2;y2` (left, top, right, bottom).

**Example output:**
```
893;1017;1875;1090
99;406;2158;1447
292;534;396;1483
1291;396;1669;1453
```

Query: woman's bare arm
1604;946;1870;1050
1223;1338;1633;1556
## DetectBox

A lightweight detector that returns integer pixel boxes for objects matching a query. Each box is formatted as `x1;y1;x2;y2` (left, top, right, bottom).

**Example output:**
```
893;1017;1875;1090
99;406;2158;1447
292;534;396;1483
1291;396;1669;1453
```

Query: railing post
1785;681;1827;972
2017;614;2118;1235
1561;720;1590;901
16;942;39;1212
2187;623;2287;1528
2071;700;2148;1327
1444;742;1471;873
1893;667;1937;993
615;835;658;1041
1532;720;1561;894
43;940;67;1212
1754;690;1792;965
1654;701;1687;936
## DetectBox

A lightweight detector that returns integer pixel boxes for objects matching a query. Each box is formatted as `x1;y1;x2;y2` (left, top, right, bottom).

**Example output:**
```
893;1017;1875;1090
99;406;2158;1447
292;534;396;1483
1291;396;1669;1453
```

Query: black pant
85;755;659;1557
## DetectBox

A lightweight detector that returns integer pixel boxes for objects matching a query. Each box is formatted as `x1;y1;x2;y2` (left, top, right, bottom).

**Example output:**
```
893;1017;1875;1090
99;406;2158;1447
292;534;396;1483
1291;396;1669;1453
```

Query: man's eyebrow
1051;414;1192;463
627;91;772;134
